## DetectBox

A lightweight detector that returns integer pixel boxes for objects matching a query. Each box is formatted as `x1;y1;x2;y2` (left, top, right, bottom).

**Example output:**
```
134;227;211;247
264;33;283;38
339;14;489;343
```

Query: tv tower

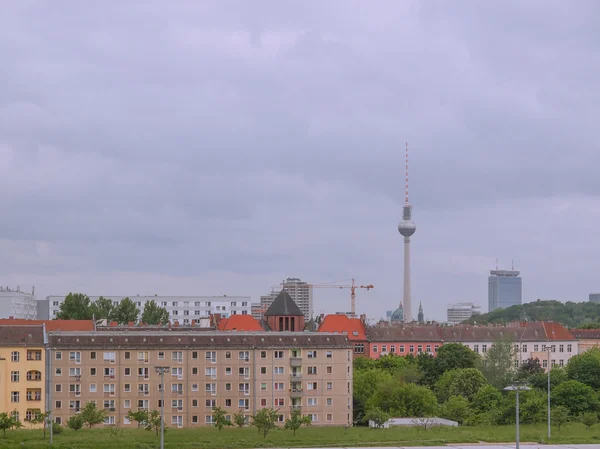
397;142;416;322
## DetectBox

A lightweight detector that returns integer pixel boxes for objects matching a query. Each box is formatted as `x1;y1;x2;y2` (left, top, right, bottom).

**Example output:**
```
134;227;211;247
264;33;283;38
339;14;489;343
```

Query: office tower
397;143;416;322
447;302;481;325
488;270;522;312
280;278;313;320
589;293;600;303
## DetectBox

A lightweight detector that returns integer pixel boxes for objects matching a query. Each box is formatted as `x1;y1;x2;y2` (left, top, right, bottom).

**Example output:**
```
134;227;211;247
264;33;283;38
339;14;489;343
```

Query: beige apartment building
47;331;352;428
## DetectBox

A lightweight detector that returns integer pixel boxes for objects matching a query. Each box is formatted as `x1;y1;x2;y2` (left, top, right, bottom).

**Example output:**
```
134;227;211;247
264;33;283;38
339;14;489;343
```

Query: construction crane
273;278;374;317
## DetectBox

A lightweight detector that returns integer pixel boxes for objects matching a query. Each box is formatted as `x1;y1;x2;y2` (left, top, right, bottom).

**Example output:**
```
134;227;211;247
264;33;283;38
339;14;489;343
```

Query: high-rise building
589;293;600;303
397;143;416;322
0;286;39;319
488;270;522;312
447;302;481;325
45;295;251;323
280;278;313;320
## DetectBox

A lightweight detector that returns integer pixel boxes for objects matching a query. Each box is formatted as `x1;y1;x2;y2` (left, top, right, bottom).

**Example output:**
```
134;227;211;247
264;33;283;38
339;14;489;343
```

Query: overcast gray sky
1;1;599;321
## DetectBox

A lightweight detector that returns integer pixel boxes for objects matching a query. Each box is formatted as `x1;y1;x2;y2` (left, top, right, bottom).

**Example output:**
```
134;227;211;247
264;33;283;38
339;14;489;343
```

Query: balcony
289;357;302;367
289;388;303;398
138;391;150;396
290;373;302;381
290;404;302;411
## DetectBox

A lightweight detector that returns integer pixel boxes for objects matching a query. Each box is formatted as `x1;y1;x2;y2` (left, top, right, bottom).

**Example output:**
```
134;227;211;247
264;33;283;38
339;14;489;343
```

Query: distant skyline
2;1;599;321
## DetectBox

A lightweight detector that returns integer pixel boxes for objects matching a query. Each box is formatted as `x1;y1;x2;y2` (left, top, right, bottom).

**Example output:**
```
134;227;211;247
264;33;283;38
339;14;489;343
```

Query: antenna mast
405;142;409;205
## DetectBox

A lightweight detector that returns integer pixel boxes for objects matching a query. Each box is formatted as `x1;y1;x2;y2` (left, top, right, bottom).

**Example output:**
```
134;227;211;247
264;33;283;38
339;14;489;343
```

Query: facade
589;293;600;303
317;314;369;358
366;327;442;359
0;325;46;426
46;295;252;323
488;270;522;312
0;287;39;319
571;329;600;353
47;331;353;427
446;302;481;325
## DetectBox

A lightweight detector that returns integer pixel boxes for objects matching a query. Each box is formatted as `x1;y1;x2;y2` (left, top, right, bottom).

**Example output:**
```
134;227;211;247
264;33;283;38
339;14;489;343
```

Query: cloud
1;0;599;320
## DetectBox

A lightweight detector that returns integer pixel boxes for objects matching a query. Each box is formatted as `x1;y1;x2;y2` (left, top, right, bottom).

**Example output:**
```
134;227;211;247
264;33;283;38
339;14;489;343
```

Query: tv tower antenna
405;141;409;205
398;142;416;322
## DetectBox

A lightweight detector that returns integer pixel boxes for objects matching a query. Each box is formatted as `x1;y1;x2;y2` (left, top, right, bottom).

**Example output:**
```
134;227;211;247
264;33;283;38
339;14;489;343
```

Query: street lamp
546;347;551;440
504;382;531;449
154;366;170;449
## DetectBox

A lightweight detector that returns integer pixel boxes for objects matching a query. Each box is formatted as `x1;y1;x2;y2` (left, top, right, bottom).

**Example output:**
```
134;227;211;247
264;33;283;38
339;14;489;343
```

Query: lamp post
504;382;531;449
154;366;170;449
546;347;551;440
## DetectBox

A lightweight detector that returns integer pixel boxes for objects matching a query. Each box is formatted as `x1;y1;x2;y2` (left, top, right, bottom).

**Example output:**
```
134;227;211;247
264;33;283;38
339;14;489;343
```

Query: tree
284;408;312;434
580;412;598;430
212;407;232;430
30;411;51;439
66;415;84;431
0;413;18;438
530;367;568;391
233;410;246;428
551;405;570;431
140;300;170;325
110;297;139;324
441;396;470;425
468;385;503;426
479;338;516;389
367;382;438;417
435;368;487;403
566;349;600;389
363;407;390;428
517;358;544;381
80;402;106;429
89;296;115;321
353;368;392;424
56;293;93;320
127;410;149;428
420;343;480;387
251;408;279;438
519;389;547;424
145;410;164;436
376;354;411;375
552;380;600;416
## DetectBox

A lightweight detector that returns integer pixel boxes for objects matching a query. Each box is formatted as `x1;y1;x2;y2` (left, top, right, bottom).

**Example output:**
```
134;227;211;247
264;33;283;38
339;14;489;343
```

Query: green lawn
1;423;600;449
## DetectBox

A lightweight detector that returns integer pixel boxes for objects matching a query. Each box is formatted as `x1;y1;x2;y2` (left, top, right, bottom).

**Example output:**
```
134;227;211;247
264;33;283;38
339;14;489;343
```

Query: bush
52;422;63;435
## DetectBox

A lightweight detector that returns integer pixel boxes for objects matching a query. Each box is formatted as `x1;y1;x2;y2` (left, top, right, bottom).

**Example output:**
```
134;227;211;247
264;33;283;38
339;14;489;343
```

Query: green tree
367;382;438;417
145;410;164;437
0;413;18;438
519;389;547;424
530;367;568;391
140;300;170;325
468;385;503;425
435;368;487;403
566;348;600;389
80;402;106;428
363;407;390;428
127;410;149;428
30;411;51;439
580;412;598;429
552;380;600;416
479;338;516;389
212;407;232;430
420;343;480;387
89;296;115;321
353;368;392;424
110;297;139;324
251;408;279;438
517;358;544;381
66;415;84;431
376;354;411;375
284;408;311;435
56;293;93;320
440;396;470;425
233;410;246;428
551;405;570;431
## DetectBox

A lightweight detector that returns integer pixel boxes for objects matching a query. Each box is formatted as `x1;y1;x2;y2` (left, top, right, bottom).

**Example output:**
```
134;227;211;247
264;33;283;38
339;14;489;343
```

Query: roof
264;290;303;317
0;325;45;346
47;331;352;349
570;329;600;340
217;315;263;332
542;321;576;341
367;326;443;342
305;318;318;332
0;318;95;332
318;314;367;341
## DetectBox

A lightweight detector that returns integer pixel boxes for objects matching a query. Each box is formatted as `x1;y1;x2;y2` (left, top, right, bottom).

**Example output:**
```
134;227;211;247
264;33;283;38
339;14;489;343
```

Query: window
473;344;479;353
192;383;198;392
239;351;249;360
158;351;165;359
11;351;20;362
90;368;96;376
307;398;317;406
327;382;333;390
273;367;284;375
559;359;564;367
10;371;19;382
261;398;267;407
543;359;548;368
309;414;318;422
260;351;267;359
482;345;487;353
559;344;564;353
103;352;116;362
90;384;97;393
307;351;317;359
55;352;62;360
90;351;96;360
274;351;284;359
104;416;116;425
192;367;198;375
261;383;267;391
172;351;183;362
138;351;149;362
308;366;317;375
522;344;528;352
274;398;284;407
205;383;216;395
239;367;249;378
434;345;439;352
172;367;183;379
69;368;81;377
238;399;249;410
534;344;539;352
26;370;42;381
225;383;231;391
69;384;81;394
274;382;284;390
239;383;250;393
27;350;42;360
372;345;378;353
56;400;62;409
260;367;267;375
55;384;62;392
104;368;115;377
124;384;131;392
354;343;364;354
326;397;333;406
206;367;217;378
206;399;216;408
327;413;333;422
307;382;317;391
225;399;231;407
326;366;332;374
11;391;19;403
205;351;216;363
192;399;198;408
567;344;572;352
426;345;432;352
103;384;116;394
381;345;387;353
124;368;131;376
225;367;232;376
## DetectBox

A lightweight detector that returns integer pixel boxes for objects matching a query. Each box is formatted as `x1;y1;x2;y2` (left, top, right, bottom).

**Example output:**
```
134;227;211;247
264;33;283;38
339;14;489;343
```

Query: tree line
56;293;169;325
354;341;600;429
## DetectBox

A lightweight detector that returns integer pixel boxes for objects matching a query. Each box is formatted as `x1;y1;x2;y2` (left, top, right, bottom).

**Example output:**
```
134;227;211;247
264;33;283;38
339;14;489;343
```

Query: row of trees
56;293;169;325
210;407;311;437
354;342;600;428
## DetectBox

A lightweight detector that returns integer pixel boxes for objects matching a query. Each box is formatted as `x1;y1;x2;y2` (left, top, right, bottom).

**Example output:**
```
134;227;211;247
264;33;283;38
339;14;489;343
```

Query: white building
46;295;251;324
0;286;39;319
280;278;313;319
446;302;481;325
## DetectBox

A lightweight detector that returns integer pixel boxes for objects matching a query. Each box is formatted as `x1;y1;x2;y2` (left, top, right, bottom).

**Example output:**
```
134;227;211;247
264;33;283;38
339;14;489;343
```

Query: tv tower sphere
398;214;416;237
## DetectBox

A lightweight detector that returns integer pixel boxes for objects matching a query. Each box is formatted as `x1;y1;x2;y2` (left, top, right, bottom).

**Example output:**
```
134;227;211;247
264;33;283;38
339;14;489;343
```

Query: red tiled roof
571;329;600;340
0;325;45;346
318;314;366;341
542;321;576;341
368;326;443;342
217;315;263;332
0;318;95;332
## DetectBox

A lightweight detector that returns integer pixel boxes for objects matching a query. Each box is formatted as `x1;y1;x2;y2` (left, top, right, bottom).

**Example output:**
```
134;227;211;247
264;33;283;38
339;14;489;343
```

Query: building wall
47;296;252;323
281;279;313;320
589;293;600;303
0;289;39;319
369;341;440;359
48;337;352;428
0;345;45;426
488;271;522;312
577;338;600;353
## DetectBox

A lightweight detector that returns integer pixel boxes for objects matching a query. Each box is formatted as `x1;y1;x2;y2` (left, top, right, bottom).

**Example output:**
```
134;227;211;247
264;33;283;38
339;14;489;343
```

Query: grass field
1;423;600;449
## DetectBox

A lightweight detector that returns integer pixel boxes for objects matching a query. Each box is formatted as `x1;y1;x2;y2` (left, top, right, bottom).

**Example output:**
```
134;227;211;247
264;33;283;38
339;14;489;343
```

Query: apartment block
0;325;46;426
0;287;39;319
47;331;353;428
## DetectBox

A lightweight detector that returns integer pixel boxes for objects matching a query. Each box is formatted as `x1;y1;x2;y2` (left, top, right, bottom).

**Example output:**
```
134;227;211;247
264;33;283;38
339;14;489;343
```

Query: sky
1;1;599;322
